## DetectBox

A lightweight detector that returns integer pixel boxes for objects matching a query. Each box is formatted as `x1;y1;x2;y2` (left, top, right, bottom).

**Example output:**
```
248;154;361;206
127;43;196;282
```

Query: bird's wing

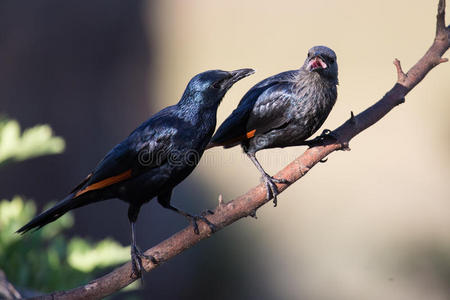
210;70;297;147
72;108;177;197
245;83;294;136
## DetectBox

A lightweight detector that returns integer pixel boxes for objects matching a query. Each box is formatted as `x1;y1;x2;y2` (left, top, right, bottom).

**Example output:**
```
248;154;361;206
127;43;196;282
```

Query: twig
0;270;22;299
31;1;449;299
393;59;407;83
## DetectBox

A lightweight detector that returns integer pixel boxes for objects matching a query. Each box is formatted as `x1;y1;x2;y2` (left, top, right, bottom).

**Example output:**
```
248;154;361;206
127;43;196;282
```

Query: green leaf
68;237;130;272
0;118;65;166
0;197;130;293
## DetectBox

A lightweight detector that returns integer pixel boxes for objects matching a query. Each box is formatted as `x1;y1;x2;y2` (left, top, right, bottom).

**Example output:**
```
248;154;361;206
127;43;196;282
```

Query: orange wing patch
207;130;257;149
75;169;132;197
70;173;93;193
246;129;256;139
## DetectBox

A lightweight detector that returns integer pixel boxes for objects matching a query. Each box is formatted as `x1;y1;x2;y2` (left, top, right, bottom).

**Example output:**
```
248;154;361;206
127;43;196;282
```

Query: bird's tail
16;193;91;234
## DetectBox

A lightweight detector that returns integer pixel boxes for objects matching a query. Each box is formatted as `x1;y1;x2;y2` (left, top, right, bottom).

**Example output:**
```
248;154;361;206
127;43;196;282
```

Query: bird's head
304;46;338;83
182;68;255;107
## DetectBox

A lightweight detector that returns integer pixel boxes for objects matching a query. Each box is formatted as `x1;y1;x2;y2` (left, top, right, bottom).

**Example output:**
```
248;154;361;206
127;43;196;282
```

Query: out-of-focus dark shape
0;0;151;213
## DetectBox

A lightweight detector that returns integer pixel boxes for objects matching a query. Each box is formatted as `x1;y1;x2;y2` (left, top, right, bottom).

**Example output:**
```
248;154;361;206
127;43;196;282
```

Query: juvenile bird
208;46;338;206
17;68;255;277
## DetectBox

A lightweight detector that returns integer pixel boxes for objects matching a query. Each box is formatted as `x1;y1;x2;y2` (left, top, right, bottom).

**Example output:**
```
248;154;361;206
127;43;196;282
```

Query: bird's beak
307;56;327;71
223;68;255;88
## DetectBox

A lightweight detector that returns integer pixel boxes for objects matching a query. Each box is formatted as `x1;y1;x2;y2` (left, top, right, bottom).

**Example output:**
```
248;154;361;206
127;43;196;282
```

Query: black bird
208;46;338;206
17;68;255;277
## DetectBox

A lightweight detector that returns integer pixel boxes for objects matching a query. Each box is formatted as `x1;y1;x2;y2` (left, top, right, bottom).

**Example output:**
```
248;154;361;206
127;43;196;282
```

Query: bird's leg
130;222;157;281
163;204;217;234
304;129;339;148
247;152;288;207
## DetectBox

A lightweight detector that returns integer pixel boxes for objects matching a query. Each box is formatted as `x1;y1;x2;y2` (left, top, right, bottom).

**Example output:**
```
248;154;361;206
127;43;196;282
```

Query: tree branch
32;1;449;299
0;270;22;299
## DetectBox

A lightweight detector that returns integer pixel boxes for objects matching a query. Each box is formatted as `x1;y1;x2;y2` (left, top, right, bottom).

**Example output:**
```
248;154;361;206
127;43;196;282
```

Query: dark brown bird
208;46;338;206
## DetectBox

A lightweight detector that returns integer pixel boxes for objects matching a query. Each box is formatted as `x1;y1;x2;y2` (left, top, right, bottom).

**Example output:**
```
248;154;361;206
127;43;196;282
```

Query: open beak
307;56;327;71
223;68;255;88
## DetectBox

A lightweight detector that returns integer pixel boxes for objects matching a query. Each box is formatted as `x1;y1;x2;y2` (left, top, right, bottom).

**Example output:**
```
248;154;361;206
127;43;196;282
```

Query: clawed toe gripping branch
31;1;449;299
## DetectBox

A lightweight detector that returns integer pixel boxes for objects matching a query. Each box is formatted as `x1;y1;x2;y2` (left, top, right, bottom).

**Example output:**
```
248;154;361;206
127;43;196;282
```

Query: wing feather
72;107;177;196
210;70;298;147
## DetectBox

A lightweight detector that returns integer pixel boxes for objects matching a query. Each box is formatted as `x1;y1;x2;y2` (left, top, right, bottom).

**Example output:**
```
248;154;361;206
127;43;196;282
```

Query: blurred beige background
146;0;449;299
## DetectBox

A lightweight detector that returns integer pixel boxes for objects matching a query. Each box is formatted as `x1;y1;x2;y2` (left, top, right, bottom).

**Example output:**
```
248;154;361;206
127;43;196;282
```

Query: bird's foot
189;211;217;235
201;209;215;216
261;175;289;207
304;129;338;148
318;129;339;142
131;245;157;280
249;208;258;219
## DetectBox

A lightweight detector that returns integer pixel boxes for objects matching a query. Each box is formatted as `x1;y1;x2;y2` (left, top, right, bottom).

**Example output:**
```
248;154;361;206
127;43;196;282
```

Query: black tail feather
17;193;85;234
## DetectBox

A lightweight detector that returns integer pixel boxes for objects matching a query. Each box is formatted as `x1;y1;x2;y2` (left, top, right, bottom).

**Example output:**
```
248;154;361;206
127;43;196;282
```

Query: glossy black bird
208;46;338;206
17;68;255;277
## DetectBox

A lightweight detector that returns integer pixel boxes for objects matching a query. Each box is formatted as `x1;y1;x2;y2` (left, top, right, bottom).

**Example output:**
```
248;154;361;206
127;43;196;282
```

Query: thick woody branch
32;1;449;299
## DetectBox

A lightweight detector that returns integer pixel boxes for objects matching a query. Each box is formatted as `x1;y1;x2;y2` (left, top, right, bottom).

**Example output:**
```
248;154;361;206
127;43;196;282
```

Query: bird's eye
329;58;335;64
213;78;226;89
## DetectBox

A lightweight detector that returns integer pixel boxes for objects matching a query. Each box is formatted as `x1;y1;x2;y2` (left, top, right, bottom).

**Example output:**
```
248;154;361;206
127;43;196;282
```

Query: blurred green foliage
0;118;132;294
0;118;65;166
0;195;130;292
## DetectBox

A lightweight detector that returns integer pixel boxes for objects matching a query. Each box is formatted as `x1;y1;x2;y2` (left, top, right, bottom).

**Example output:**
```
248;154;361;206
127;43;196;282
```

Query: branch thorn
218;194;224;206
393;59;407;83
349;111;356;125
439;57;449;63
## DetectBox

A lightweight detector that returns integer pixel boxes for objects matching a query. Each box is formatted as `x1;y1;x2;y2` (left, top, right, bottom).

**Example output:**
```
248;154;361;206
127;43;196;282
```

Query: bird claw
249;208;258;219
270;177;289;184
262;175;287;207
319;129;338;141
190;213;217;235
304;129;338;148
201;209;214;216
131;245;157;281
